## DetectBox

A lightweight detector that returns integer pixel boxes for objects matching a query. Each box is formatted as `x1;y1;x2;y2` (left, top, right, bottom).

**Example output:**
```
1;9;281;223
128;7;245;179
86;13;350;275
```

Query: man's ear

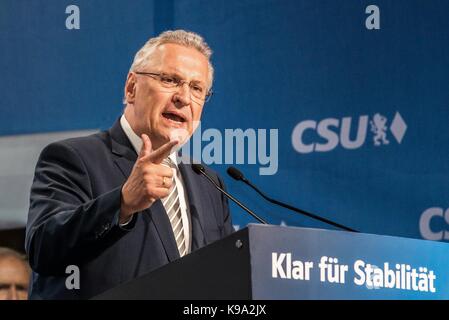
124;73;137;104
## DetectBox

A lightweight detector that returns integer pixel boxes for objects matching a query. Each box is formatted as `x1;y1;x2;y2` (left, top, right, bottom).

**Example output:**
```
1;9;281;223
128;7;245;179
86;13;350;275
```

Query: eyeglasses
135;72;213;103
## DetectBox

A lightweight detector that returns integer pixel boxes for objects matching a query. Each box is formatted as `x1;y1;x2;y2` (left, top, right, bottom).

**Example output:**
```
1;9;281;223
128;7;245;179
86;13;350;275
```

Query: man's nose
7;285;19;300
173;83;191;106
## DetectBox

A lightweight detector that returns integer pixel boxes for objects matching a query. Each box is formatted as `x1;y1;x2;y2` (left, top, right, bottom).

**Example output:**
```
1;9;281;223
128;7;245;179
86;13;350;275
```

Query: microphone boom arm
244;179;357;232
194;166;268;224
227;166;357;232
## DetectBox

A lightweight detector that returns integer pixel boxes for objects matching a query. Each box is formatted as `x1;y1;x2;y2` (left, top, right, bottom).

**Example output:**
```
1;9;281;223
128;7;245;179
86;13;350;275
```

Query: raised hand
120;134;178;223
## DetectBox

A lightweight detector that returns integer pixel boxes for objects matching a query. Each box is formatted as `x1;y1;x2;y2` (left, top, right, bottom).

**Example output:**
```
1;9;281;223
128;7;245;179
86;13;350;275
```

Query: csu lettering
292;116;368;153
420;207;449;241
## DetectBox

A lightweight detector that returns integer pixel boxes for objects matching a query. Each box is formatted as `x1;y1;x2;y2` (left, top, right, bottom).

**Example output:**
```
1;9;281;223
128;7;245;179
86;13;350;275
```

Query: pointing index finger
148;140;179;164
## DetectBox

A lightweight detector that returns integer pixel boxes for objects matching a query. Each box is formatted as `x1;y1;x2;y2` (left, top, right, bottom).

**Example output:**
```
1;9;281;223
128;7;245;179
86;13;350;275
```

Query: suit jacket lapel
178;163;207;250
108;119;180;262
109;119;138;177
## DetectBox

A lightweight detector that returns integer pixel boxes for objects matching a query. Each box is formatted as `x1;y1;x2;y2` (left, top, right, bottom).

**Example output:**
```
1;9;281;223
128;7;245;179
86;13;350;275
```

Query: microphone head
227;166;244;181
192;163;205;175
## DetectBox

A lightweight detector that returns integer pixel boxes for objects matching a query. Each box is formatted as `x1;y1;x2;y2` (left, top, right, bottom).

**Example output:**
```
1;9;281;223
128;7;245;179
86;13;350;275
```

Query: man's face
124;43;210;150
0;257;30;300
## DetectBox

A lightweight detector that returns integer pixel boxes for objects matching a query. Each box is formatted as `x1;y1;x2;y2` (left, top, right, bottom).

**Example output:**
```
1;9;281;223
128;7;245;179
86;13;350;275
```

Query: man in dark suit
25;30;234;299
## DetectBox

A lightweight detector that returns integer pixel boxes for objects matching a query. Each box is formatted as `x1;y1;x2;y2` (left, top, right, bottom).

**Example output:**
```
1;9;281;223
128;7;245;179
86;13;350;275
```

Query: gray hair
0;247;31;273
124;30;214;104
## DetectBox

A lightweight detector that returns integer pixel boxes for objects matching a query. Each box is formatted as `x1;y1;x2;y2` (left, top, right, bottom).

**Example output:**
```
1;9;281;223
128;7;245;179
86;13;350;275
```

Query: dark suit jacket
25;120;234;299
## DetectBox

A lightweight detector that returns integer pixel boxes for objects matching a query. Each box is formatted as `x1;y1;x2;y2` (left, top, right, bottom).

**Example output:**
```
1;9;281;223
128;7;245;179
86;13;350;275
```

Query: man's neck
120;114;178;164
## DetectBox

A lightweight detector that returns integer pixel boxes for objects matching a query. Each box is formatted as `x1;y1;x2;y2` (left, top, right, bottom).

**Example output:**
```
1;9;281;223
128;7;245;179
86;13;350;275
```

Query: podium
95;224;449;299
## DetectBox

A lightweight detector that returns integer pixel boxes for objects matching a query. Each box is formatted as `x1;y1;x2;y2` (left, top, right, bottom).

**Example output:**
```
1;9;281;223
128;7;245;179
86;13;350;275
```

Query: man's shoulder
40;130;110;159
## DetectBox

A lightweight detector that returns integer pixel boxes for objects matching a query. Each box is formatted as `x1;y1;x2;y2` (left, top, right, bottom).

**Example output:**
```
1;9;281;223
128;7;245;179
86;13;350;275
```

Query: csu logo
291;112;407;154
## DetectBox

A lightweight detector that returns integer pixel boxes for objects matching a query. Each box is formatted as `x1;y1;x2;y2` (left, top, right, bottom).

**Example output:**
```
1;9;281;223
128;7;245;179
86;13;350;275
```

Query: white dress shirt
119;115;192;254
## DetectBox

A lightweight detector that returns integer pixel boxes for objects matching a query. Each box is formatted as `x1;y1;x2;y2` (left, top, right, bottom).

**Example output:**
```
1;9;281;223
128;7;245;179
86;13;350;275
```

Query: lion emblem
370;113;390;146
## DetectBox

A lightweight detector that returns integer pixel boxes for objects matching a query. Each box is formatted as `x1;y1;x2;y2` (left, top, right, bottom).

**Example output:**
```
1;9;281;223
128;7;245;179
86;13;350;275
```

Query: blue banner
1;0;448;246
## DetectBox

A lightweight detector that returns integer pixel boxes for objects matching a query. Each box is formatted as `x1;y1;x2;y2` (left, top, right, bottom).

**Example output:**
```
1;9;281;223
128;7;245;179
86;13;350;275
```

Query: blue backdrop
1;0;448;242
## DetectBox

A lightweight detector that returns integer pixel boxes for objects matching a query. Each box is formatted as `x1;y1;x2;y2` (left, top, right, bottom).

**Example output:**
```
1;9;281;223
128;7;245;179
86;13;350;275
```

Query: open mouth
162;112;187;124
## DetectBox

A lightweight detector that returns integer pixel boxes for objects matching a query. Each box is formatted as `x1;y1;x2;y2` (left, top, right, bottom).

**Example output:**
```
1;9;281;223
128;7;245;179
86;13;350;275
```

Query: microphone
191;164;267;224
227;166;358;232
